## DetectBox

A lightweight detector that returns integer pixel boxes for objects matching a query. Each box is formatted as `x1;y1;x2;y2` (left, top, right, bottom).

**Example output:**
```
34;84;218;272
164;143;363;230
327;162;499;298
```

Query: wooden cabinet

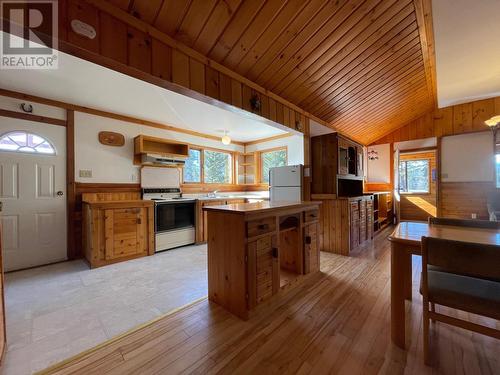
196;198;247;243
133;134;189;166
304;217;319;273
312;133;364;195
315;195;373;256
349;201;360;249
205;202;320;319
373;192;393;232
248;234;279;308
82;196;154;268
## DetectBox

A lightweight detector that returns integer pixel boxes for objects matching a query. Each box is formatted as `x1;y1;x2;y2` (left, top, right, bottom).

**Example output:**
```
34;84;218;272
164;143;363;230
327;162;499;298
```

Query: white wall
0;95;66;120
366;143;391;183
245;134;304;165
394;137;437;150
441;132;494;182
75;112;244;184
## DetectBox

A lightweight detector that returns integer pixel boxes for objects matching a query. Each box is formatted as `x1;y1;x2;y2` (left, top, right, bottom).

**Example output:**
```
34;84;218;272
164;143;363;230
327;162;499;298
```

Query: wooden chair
421;237;500;364
428;216;500;229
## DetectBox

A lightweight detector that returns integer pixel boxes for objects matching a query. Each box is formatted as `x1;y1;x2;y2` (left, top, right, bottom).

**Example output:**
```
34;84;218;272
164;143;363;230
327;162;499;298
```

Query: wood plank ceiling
103;0;435;144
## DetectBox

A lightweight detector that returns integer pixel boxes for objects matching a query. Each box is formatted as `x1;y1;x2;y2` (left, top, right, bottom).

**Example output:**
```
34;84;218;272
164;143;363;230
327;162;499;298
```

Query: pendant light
221;130;231;145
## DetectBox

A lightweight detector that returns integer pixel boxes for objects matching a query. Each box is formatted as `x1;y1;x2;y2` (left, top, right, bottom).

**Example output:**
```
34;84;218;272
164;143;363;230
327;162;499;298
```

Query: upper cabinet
133;135;189;167
338;137;362;177
312;133;364;196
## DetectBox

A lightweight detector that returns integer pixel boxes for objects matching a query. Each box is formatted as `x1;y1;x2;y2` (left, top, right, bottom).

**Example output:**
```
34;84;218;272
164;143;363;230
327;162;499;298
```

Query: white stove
142;188;196;203
141;168;196;253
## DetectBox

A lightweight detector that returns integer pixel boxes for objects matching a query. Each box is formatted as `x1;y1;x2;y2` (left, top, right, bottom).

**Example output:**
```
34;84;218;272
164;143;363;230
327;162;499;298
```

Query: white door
0;119;67;271
393;147;400;224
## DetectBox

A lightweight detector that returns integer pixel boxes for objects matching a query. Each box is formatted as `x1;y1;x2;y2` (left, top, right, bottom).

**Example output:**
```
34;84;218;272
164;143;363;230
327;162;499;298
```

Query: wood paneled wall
440;182;494;220
370;96;500;221
55;0;319;137
399;151;437;221
371;96;500;145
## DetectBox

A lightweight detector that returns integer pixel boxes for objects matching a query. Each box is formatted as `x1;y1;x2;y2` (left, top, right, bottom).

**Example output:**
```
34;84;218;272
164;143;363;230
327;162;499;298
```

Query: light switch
79;169;92;178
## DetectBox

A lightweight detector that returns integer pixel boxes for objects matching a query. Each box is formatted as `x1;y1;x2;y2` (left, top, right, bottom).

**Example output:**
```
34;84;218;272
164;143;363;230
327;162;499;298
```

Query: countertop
202;200;320;215
83;199;154;208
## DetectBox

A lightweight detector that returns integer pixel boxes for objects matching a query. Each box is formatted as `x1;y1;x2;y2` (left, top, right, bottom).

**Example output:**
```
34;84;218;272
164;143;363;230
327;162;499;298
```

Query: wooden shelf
134;135;189;166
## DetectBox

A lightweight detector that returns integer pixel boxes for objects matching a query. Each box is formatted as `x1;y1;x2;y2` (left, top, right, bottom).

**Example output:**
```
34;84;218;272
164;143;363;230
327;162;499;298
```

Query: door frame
0;107;74;262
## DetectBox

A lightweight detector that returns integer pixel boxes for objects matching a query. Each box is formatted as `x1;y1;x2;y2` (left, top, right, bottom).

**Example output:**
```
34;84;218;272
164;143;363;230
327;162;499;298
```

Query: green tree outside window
204;150;232;183
261;149;287;184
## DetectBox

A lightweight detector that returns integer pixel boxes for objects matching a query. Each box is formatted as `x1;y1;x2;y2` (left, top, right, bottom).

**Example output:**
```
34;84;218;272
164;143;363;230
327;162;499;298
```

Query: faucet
207;190;218;198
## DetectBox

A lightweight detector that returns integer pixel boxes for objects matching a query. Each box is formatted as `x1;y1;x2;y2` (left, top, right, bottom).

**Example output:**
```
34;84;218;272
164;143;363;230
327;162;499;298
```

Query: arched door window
0;131;56;155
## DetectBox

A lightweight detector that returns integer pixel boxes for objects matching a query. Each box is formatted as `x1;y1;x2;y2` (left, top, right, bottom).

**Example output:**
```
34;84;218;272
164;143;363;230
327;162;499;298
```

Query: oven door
155;202;195;233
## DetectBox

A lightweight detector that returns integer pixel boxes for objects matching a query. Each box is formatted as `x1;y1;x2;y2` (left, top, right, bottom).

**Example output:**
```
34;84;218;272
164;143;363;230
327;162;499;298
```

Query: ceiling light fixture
221;130;231;145
485;115;500;128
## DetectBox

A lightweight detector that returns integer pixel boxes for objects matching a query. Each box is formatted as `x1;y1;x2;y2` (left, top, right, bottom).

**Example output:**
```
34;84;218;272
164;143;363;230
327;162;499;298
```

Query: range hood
141;153;187;166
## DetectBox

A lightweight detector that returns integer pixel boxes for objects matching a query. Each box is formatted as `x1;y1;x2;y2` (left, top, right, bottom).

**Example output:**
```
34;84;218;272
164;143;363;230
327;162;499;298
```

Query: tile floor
0;244;208;375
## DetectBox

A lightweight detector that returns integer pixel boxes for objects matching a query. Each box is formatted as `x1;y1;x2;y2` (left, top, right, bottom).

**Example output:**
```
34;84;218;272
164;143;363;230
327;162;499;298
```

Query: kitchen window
183;148;201;183
260;147;287;184
399;159;430;194
203;150;232;184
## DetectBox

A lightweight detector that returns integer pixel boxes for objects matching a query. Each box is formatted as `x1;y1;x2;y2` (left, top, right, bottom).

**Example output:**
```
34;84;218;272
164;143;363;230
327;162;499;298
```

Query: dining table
388;221;500;349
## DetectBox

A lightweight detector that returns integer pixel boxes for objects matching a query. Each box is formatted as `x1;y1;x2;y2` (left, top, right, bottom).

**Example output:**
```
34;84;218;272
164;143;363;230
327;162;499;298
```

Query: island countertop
202;200;320;215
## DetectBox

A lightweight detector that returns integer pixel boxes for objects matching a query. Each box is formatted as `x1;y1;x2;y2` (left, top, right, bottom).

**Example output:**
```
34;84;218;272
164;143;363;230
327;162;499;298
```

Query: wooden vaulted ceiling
103;0;436;144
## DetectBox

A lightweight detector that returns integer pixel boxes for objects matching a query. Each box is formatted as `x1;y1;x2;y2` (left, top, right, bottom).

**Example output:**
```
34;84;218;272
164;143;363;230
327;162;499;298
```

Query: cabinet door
202;200;226;242
304;223;319;273
105;208;145;260
359;200;367;243
247;234;278;308
349;201;360;250
338;143;349;175
357;147;364;177
366;200;373;240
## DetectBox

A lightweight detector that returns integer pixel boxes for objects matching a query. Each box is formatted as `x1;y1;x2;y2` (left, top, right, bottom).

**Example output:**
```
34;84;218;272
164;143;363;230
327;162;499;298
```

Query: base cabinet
206;203;320;319
83;201;154;268
196;199;247;243
316;195;373;256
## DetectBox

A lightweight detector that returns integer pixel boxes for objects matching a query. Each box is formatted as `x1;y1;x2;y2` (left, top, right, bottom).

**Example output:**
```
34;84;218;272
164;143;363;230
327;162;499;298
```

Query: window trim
398;158;431;195
182;144;236;185
258;146;288;185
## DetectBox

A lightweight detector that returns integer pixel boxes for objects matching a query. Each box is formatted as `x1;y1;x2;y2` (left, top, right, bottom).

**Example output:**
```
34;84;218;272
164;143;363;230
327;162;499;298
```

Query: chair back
421;237;500;281
428;217;500;229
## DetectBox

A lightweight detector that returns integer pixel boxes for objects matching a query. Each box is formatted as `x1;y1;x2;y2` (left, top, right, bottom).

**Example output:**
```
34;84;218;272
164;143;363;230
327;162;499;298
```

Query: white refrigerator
269;165;303;202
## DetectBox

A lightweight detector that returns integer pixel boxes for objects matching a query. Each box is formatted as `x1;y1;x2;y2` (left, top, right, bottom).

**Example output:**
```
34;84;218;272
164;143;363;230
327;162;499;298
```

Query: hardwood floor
40;227;499;375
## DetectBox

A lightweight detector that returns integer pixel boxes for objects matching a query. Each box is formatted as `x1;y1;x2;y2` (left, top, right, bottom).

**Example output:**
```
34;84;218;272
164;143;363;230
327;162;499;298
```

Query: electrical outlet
79;169;92;178
471;213;477;219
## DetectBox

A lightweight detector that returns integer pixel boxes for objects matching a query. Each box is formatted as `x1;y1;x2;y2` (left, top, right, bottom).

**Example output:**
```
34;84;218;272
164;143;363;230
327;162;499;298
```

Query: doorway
397;148;437;221
0;119;67;271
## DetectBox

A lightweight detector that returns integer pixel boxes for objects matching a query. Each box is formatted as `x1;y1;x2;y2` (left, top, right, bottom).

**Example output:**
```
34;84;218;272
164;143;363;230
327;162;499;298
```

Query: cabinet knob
258;224;269;230
305;236;312;245
272;247;278;258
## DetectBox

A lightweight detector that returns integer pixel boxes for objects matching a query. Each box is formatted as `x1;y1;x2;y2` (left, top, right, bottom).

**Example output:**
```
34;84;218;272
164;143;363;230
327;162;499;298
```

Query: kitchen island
203;201;321;319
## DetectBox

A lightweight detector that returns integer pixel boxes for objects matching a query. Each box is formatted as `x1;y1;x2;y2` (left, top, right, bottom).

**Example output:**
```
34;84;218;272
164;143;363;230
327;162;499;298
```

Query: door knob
56;191;64;196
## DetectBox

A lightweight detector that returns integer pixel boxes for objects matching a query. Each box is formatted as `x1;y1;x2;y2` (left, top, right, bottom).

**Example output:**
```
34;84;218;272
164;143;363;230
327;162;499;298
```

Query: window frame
182;144;235;185
258;146;288;185
0;130;57;155
182;147;203;184
398;158;431;195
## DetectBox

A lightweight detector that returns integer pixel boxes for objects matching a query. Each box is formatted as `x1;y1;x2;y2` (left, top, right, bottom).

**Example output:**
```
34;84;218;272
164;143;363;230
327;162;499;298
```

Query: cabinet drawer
304;209;319;222
247;217;276;237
